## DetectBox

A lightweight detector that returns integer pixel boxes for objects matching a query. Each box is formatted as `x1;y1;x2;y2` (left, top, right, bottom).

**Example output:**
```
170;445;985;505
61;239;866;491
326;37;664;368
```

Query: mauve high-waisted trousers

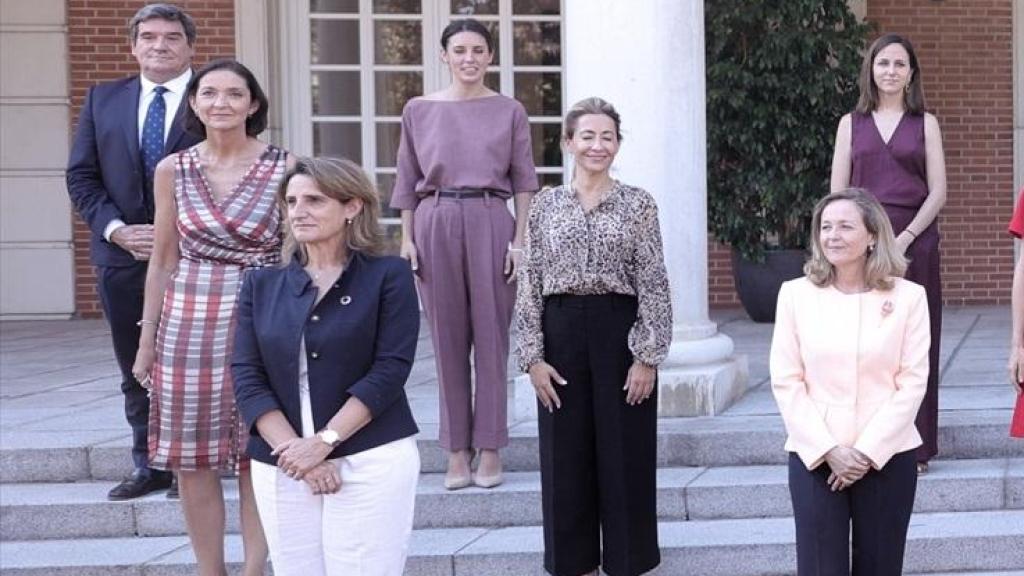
414;194;515;451
538;294;660;576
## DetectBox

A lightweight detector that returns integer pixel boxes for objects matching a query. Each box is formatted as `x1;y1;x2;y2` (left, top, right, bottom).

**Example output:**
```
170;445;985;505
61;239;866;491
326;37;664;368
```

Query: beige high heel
444;449;473;490
472;449;503;489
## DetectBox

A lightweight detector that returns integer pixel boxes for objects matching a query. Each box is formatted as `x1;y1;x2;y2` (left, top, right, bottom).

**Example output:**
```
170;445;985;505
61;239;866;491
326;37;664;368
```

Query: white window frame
279;0;566;228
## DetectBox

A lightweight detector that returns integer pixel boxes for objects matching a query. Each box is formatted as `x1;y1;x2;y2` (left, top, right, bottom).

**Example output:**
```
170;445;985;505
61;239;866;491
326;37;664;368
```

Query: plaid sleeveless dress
149;144;286;472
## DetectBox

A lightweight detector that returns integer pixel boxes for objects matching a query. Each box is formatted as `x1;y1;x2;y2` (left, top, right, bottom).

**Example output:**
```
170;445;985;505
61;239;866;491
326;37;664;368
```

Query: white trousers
251;436;420;576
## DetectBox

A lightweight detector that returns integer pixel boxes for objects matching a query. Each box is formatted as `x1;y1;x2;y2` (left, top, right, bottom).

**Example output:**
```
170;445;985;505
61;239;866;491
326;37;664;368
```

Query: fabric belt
435;188;498;199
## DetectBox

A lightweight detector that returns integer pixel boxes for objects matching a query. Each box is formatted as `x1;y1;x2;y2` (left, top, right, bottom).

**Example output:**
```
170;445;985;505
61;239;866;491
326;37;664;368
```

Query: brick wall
708;0;1016;309
68;0;236;317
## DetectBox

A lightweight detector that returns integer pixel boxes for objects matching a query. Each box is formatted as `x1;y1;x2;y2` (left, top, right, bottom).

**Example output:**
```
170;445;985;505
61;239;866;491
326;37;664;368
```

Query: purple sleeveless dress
851;112;940;463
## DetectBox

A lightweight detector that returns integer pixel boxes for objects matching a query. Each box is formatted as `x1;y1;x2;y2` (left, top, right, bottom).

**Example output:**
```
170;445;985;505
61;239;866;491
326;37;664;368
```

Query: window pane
373;0;421;14
540;172;564;188
311;20;360;65
451;0;498;15
375;71;422;116
312;72;360;116
314;122;362;163
376;123;402;168
380;223;403;256
441;19;499;64
376;173;401;219
484;71;500;92
311;0;359;12
513;22;560;66
514;72;561;116
375;21;423;65
513;0;560;15
530;122;562;167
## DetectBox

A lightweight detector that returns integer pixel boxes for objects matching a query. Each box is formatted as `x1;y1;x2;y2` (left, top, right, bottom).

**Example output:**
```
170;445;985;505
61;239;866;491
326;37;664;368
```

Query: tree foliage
705;0;871;261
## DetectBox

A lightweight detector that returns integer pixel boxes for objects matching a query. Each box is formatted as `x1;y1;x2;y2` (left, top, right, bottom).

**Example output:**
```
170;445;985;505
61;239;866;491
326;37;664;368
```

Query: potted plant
705;0;871;322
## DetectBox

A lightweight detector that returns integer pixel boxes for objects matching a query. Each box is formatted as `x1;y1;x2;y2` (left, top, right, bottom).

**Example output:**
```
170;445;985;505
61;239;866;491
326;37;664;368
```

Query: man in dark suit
66;3;201;500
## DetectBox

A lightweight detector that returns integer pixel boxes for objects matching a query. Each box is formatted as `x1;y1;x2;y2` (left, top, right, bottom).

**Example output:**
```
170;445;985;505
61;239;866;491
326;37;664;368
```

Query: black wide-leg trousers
788;449;917;576
538;294;660;576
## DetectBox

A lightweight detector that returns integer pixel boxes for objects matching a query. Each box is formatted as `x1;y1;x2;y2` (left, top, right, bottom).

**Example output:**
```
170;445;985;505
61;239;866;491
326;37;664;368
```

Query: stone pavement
1;306;1022;574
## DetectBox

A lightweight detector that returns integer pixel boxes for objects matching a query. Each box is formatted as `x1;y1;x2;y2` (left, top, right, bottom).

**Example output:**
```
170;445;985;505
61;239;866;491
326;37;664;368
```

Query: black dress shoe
166;474;179;499
107;469;173;501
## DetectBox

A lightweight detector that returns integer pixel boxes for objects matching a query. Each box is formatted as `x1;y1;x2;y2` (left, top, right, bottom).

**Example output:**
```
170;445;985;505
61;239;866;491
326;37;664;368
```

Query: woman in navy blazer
232;156;420;576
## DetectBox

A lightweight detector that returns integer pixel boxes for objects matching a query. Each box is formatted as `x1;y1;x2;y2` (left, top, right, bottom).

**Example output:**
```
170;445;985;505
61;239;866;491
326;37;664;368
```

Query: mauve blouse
389;95;539;210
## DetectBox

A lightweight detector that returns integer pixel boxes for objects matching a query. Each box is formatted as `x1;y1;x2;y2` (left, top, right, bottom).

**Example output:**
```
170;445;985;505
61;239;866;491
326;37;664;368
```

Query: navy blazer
232;252;420;465
66;75;200;267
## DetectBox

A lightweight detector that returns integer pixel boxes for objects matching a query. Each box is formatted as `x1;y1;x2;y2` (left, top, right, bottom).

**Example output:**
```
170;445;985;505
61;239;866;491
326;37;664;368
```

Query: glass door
308;0;564;252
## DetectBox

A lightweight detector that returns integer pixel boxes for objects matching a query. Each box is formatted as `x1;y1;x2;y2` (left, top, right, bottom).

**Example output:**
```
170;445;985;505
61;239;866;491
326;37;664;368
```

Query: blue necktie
141;86;168;184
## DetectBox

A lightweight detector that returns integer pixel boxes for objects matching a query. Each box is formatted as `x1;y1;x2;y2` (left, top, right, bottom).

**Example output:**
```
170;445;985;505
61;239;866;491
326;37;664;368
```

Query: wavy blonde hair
278;156;384;266
805;188;907;290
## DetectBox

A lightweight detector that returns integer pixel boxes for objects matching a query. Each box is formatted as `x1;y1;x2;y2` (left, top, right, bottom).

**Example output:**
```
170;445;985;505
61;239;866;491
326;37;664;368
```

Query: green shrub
706;0;871;261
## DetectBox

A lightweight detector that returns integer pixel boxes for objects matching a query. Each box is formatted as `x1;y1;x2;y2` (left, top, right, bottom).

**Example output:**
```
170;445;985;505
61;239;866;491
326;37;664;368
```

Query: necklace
305;263;344;284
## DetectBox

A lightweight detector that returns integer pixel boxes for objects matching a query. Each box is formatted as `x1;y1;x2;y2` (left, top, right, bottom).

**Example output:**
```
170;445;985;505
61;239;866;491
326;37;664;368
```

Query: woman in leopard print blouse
514;97;671;576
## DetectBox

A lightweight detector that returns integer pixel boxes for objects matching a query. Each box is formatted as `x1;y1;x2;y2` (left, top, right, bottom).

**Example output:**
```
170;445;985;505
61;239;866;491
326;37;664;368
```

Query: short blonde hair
277;156;384;266
805;188;907;290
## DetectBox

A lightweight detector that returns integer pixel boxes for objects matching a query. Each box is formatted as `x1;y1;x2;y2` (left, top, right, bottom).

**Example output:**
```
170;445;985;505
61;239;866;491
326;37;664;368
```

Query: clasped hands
824;445;872;492
528;360;656;413
272;437;341;495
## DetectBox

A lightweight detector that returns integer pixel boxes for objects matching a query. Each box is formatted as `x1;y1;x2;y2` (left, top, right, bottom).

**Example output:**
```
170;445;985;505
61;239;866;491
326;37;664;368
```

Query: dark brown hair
183;59;269;138
128;3;196;46
855;34;926;114
440;18;493;52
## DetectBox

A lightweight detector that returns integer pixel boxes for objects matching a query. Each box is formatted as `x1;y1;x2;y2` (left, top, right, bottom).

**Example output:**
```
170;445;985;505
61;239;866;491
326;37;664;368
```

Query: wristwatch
316;428;341;447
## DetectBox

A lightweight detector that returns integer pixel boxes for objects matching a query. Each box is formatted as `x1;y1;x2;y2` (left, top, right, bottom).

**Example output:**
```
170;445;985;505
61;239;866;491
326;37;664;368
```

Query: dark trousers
788;449;917;576
538;294;660;576
97;263;155;472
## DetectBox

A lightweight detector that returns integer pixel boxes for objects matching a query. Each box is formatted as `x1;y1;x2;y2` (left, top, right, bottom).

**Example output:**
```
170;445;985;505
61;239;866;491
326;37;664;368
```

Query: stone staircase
2;412;1023;575
3;309;1023;574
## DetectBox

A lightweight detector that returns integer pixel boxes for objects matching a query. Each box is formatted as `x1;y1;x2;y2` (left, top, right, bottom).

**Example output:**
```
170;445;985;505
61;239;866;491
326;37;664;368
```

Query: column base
655;355;749;417
511;354;750;420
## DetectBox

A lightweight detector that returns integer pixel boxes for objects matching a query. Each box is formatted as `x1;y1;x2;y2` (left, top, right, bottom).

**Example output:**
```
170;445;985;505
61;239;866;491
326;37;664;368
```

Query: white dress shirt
103;68;193;242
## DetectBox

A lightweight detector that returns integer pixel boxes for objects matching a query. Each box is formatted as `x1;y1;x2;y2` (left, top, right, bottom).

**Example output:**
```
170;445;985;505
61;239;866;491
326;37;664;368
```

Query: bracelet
904;229;918;239
507;244;524;254
136;319;157;327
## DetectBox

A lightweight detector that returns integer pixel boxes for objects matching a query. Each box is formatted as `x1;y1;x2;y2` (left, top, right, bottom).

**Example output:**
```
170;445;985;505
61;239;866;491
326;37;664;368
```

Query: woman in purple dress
391;19;538;489
830;34;947;473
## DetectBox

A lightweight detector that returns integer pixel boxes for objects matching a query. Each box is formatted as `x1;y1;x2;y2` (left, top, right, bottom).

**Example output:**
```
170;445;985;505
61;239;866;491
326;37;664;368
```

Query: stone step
1;510;1022;575
3;458;1021;540
2;409;1018;483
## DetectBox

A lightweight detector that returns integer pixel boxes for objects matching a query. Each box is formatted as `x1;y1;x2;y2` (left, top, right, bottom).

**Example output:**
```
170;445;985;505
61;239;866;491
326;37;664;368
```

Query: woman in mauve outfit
391;18;538;490
830;33;947;474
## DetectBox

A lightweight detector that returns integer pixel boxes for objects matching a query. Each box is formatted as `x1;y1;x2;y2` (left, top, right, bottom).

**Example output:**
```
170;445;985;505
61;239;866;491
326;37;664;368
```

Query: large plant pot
731;248;807;323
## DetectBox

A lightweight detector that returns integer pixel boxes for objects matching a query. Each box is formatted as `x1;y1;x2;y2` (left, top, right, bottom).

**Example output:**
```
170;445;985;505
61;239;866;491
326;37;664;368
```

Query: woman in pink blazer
770;188;930;575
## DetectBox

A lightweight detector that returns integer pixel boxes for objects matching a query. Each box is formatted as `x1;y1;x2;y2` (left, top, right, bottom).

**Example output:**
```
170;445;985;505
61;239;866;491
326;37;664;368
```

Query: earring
345;217;353;225
867;243;875;254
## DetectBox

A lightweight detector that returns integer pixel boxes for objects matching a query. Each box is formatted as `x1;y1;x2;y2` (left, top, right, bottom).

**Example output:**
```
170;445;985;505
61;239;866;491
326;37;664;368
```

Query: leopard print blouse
514;181;672;371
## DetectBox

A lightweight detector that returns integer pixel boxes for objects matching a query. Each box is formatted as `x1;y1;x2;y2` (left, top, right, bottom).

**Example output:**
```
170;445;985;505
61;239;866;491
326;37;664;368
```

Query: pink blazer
770;276;930;470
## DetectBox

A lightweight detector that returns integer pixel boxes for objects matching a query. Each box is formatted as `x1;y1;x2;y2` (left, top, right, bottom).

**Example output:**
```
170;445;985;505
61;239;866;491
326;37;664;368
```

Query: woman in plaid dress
132;59;292;576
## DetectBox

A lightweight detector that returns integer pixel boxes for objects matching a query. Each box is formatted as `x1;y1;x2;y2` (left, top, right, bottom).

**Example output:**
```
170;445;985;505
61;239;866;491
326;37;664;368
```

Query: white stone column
560;0;748;416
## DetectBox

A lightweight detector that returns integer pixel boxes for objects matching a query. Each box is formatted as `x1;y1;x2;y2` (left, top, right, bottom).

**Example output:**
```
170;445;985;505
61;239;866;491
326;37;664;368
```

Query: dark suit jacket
66;75;201;268
232;252;420;465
